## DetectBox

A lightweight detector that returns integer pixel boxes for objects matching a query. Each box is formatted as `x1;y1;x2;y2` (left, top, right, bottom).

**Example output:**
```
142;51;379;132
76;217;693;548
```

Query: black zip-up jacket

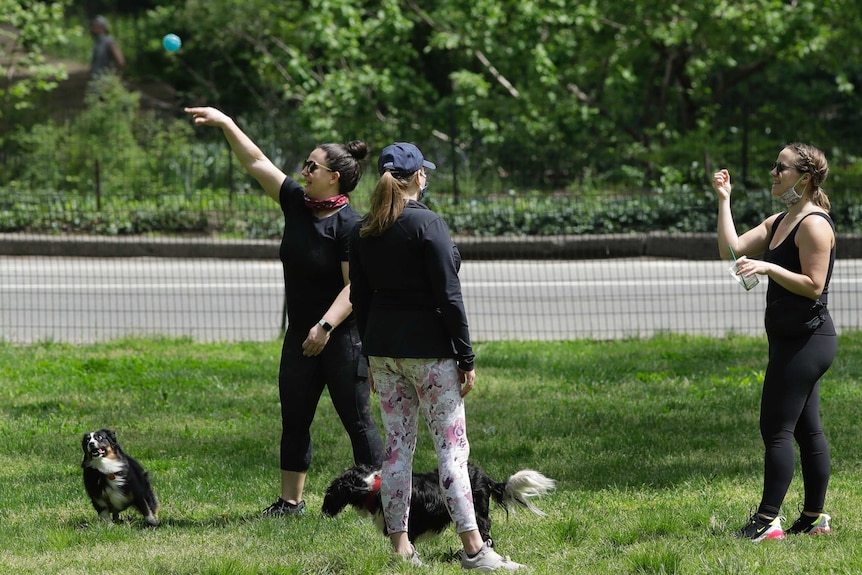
349;200;474;371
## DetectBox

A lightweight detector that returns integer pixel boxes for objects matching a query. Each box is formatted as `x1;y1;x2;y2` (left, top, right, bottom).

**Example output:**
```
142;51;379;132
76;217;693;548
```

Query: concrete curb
455;232;720;260
2;232;861;260
0;234;279;259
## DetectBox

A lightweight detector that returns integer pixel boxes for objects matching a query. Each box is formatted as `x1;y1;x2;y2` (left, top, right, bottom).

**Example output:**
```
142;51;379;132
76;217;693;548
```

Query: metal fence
2;232;860;344
4;133;861;344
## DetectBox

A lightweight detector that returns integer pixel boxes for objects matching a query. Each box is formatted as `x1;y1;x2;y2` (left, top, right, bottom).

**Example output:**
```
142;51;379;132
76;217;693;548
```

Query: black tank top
763;211;836;337
764;211;835;307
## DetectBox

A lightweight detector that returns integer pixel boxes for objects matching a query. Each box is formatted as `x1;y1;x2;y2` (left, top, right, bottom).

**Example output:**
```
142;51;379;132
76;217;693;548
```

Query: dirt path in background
40;66;179;116
2;23;178;117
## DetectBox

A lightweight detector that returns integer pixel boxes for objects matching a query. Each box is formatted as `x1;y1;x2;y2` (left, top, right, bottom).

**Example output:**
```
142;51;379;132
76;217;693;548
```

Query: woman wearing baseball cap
349;142;524;571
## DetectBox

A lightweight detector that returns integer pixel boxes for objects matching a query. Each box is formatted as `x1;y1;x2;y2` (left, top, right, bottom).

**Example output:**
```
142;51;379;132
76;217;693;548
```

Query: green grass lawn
2;334;861;574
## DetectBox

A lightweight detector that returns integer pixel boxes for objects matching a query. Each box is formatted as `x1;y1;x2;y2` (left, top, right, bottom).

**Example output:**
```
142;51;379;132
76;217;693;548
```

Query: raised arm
184;106;286;202
713;168;771;260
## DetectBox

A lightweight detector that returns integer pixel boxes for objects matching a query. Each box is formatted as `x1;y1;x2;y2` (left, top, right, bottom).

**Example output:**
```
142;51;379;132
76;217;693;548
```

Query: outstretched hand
183;106;230;128
712;169;732;200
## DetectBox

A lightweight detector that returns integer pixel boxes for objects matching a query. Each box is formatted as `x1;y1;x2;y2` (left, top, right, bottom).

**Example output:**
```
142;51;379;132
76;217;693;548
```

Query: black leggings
758;332;836;517
278;325;383;472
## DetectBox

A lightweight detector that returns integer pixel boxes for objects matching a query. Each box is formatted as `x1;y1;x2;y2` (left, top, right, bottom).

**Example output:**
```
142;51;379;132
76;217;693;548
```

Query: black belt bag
764;297;828;338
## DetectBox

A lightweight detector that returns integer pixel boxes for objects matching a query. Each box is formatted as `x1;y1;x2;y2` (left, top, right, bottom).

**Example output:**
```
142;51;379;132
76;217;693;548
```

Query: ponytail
360;171;412;237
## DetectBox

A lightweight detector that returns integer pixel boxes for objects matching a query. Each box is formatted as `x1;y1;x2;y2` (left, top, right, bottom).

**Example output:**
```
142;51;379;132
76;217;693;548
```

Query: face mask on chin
419;181;429;201
779;175;806;207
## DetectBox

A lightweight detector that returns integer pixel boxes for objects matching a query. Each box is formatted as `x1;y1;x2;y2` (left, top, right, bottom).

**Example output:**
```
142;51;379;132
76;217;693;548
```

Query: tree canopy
0;0;71;122
6;0;862;191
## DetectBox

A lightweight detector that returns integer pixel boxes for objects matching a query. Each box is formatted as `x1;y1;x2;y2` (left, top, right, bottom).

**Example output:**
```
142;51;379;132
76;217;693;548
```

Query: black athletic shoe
786;513;831;535
734;513;785;542
261;498;306;517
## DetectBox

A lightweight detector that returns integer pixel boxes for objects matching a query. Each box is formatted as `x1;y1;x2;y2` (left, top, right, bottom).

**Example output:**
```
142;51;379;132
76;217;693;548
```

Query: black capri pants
278;324;383;472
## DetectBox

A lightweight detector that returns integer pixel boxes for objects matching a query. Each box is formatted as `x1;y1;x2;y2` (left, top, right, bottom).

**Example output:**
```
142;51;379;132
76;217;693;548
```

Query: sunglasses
303;159;334;174
771;161;793;174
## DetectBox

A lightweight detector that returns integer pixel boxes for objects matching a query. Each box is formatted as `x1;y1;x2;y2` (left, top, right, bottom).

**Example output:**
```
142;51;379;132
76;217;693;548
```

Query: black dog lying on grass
322;462;554;543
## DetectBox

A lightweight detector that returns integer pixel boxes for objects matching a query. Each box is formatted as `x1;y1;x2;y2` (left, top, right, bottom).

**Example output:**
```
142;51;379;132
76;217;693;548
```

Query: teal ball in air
162;33;182;52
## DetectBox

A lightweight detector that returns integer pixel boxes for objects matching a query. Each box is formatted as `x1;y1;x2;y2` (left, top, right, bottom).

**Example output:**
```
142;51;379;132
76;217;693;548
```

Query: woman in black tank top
713;142;836;541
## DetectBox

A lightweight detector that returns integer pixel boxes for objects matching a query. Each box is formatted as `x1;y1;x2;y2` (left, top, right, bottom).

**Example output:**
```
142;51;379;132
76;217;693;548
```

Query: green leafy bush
3;75;862;238
4;177;862;238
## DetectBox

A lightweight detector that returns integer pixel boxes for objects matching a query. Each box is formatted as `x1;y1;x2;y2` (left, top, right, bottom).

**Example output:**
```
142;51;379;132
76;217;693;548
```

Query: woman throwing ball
713;142;836;541
184;106;383;516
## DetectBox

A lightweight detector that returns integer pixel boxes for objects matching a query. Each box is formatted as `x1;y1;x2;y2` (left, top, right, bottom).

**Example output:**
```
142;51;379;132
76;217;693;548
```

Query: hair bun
345;140;368;161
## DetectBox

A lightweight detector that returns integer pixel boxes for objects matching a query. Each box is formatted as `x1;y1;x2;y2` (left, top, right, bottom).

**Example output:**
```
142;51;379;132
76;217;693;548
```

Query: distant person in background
184;106;383;518
89;15;125;83
713;141;836;542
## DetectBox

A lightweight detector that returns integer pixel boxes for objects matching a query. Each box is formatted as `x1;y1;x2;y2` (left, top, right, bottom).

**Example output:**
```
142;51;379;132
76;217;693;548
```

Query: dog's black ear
81;433;90;452
103;429;118;445
321;467;377;517
321;471;361;517
321;485;349;517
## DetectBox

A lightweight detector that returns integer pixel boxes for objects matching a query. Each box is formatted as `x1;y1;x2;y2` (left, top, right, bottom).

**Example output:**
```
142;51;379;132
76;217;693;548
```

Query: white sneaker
460;540;525;572
391;546;426;568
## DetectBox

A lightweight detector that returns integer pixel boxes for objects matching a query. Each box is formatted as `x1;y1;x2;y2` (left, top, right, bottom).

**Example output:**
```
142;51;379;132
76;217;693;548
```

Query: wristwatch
318;319;334;332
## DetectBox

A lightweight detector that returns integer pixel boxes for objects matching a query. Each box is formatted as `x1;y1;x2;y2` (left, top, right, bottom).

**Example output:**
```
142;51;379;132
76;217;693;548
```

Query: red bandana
304;194;349;210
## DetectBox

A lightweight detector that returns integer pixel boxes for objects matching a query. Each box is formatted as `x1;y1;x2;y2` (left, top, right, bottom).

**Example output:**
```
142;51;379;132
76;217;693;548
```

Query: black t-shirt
278;177;360;333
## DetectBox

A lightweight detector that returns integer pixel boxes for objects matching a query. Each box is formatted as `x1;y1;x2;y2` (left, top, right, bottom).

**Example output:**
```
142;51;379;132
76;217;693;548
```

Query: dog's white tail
504;470;556;516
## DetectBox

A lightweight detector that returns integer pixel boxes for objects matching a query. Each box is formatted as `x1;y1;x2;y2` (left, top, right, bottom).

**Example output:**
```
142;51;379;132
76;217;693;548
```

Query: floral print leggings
370;356;478;535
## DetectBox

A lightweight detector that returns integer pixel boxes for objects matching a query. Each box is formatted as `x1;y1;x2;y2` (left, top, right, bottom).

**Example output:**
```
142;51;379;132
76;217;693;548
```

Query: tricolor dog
81;429;159;526
322;462;554;544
